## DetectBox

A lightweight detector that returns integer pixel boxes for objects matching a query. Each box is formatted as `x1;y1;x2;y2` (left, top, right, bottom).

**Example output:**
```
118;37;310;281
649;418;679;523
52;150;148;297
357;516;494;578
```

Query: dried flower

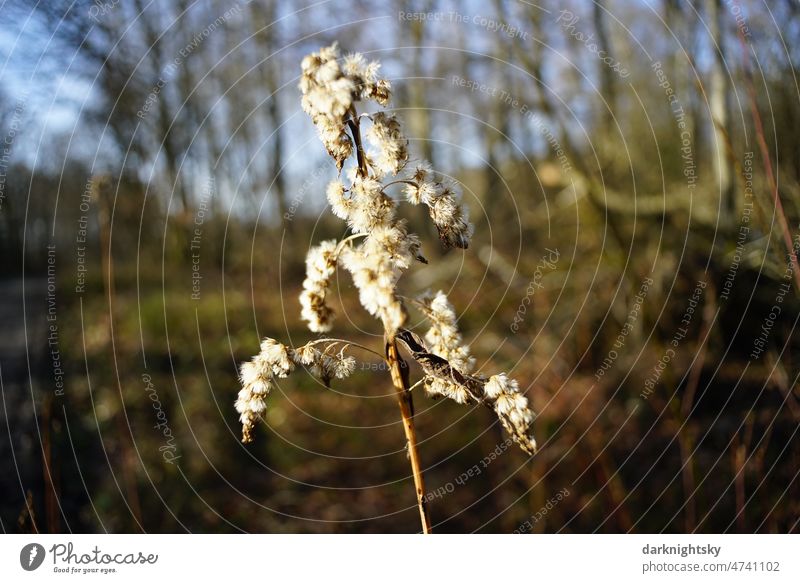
366;112;408;177
483;373;511;399
418;290;474;373
483;373;536;454
326;180;351;219
237;44;534;469
340;243;407;333
236;338;295;443
417;290;473;404
259;338;294;377
401;165;473;248
290;342;357;386
342;52;388;103
402;162;435;205
395;296;538;455
426;180;473;249
371;78;391;106
299;44;356;170
298;44;397;171
347;175;395;233
300;240;338;333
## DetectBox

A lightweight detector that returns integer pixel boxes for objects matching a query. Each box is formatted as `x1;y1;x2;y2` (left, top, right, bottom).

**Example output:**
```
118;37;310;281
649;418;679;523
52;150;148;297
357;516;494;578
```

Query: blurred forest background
1;0;799;533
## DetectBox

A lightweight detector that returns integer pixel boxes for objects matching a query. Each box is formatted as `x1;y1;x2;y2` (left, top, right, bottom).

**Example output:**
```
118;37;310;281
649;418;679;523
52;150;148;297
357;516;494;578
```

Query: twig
304;337;388;363
386;334;432;533
735;29;800;292
349;113;432;533
347;112;368;179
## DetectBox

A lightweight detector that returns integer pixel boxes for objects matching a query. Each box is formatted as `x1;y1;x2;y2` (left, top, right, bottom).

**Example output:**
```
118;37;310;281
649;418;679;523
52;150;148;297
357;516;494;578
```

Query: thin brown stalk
348;113;431;533
735;29;800;292
671;279;714;532
386;334;432;534
347;113;368;179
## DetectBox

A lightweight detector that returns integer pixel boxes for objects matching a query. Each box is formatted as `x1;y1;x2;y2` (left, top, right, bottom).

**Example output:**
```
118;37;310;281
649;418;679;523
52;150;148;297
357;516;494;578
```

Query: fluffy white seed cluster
298;44;474;331
343;172;395;234
341;221;421;333
483;373;537;454
299;240;338;333
414;291;536;453
299;44;391;170
403;162;473;249
417;290;475;403
293;342;357;384
238;45;535;454
420;290;474;370
366;112;408;177
323;172;419;333
341;53;391;106
236;338;357;443
236;338;294;443
299;44;433;334
326;180;351;220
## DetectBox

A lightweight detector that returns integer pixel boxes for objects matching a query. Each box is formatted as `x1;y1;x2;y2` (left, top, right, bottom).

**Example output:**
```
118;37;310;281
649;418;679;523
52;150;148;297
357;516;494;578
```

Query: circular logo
19;543;46;571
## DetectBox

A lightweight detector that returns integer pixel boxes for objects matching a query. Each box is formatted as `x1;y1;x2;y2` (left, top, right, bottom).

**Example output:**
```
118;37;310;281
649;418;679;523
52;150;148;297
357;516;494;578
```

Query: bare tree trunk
252;1;288;221
593;0;617;135
135;0;193;220
688;2;707;176
405;0;434;166
708;0;735;219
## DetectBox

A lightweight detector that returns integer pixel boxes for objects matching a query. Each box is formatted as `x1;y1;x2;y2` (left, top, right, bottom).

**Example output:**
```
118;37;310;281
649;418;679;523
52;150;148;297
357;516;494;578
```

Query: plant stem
735;27;800;292
305;337;387;362
386;334;432;534
334;233;368;257
348;106;431;533
347;114;368;179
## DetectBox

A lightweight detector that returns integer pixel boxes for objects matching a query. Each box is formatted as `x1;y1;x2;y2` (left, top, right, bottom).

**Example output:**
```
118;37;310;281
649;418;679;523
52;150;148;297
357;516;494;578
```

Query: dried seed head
299;44;395;171
403;162;435;205
299;44;356;170
300;240;339;333
366;112;408;177
348;176;395;233
366;223;421;271
483;372;515;399
236;338;296;443
342;52;390;104
410;160;433;184
401;165;474;249
300;290;335;334
291;342;357;385
317;124;353;171
330;354;357;379
258;338;294;377
371;79;391;106
403;291;538;455
340;244;408;333
292;343;318;366
425;376;470;404
326;180;351;219
418;290;474;374
426;181;473;249
483;373;537;454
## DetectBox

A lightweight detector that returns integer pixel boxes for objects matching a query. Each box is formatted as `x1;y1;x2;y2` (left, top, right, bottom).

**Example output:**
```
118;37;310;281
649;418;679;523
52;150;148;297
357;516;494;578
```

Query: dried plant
236;43;537;533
